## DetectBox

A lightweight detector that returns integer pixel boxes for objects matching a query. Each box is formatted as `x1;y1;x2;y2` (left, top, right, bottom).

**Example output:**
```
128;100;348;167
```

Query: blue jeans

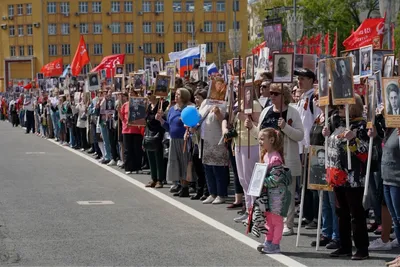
367;169;383;225
69;128;76;147
19;110;25;127
41;125;48;137
204;164;229;197
383;184;400;241
50;110;60;139
99;124;111;160
322;191;340;240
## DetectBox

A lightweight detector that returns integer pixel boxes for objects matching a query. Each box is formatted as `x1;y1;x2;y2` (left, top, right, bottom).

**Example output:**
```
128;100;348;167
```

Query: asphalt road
0;121;398;266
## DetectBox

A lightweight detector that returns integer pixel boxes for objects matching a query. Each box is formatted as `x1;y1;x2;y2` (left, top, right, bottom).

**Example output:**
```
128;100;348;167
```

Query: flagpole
335;28;338;57
327;30;330;55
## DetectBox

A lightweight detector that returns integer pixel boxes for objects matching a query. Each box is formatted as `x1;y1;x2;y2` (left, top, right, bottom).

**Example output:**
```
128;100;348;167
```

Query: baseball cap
294;68;316;82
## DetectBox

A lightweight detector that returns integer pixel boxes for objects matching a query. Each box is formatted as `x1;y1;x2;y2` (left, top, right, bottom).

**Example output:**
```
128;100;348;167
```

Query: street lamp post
229;4;241;58
286;1;303;58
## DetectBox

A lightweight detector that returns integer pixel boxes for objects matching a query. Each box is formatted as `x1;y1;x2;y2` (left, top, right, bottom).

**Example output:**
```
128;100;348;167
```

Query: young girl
256;128;292;254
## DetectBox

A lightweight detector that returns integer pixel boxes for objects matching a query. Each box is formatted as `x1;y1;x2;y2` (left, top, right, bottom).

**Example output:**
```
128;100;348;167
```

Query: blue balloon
181;106;200;127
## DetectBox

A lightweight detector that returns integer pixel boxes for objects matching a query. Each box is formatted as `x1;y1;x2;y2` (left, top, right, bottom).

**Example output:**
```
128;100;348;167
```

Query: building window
186;21;194;33
17;4;23;15
61;23;70;35
126;63;134;73
48;24;56;35
156;22;164;33
125;43;134;54
156;43;164;54
93;23;102;34
47;2;56;14
111;1;120;12
124;1;133;12
155;1;164;12
91;2;101;12
26;4;32;15
204;1;212;12
10;46;16;57
27;24;33;35
8;5;14;16
18;25;24;36
143;22;151;33
206;42;213;53
186;1;194;12
60;2;70;15
80;23;88;34
9;26;15;37
216;0;225;11
233;21;240;30
143;43;152;54
110;22;121;33
19;46;24;56
204;21;212;32
112;43;121;54
173;1;181;12
62;44;70;56
173;21;182;33
233;0;239;11
125;22;133;33
94;44;103;55
79;2;88;13
174;42;183;52
142;1;151;12
49;45;57;56
28;45;33;56
218;42;226;52
217;21;225;32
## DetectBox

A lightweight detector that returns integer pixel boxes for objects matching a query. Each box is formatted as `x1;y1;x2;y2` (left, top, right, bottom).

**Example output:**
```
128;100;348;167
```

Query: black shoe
330;248;352;258
311;236;331;247
101;159;110;165
351;250;369;260
87;148;95;154
189;187;196;194
179;187;190;197
200;195;208;201
191;192;203;200
326;239;340;250
169;184;181;193
95;155;101;160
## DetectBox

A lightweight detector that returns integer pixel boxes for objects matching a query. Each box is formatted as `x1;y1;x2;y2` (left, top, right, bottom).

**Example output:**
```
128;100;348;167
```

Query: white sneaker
282;226;294;236
202;195;216;204
107;160;116;166
392;238;399;248
390;232;396;239
369;238;392;251
212;196;225;205
125;171;132;174
234;213;248;223
117;160;123;167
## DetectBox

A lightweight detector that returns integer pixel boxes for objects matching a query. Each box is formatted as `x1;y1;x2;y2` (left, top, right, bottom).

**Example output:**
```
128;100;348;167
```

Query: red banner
71;35;90;76
314;34;322;55
40;58;63;77
252;41;266;55
331;31;337;57
90;54;125;78
324;33;329;55
342;18;385;50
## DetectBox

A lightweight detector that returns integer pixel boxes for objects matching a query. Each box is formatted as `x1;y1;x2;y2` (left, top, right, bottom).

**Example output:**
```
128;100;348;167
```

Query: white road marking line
77;201;115;205
25;152;46;154
48;139;307;267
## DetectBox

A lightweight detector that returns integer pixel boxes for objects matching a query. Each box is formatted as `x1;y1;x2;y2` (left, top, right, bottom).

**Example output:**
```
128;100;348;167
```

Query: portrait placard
165;65;176;89
253;53;259;69
382;77;400;127
247;163;268;197
128;97;147;126
150;61;160;79
243;83;253;115
113;75;124;91
100;69;107;80
360;45;373;77
154;75;171;97
88;73;100;92
144;57;155;70
372;70;383;108
159;57;164;72
231;58;242;76
200;44;206;67
366;78;376;129
193;58;200;67
308;145;332;191
207;78;227;102
329;57;355;105
131;72;145;90
36;73;44;81
341;49;360;76
115;64;125;76
372;49;394;73
199;66;208;83
318;59;330;106
226;60;233;76
245;55;254;83
383;54;395;78
272;53;294;83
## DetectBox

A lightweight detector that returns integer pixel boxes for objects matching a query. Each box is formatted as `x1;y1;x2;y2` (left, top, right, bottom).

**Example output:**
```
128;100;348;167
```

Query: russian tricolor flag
168;47;200;77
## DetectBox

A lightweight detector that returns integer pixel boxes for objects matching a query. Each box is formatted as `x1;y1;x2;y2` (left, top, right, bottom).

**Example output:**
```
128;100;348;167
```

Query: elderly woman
156;88;191;197
248;83;304;234
323;94;369;260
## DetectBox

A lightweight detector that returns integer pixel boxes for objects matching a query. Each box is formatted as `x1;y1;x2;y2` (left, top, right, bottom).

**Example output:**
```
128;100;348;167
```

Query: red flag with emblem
71;35;90;76
342;18;385;50
90;54;125;78
40;58;63;77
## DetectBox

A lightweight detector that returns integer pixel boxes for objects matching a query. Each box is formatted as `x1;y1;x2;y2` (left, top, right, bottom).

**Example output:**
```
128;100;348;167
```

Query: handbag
162;132;170;158
143;128;161;151
80;113;87;121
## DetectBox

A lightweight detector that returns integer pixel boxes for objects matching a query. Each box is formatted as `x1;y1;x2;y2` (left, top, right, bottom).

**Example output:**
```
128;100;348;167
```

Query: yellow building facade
0;0;248;91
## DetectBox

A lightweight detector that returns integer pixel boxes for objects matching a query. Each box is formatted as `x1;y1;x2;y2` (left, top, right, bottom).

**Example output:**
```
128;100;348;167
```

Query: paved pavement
0;122;398;266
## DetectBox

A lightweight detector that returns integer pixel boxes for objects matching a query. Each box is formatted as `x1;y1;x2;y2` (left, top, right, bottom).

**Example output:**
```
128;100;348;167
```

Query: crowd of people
0;67;399;266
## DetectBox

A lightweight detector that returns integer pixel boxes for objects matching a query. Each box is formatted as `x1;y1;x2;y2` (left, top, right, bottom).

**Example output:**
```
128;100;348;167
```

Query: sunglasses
270;91;281;96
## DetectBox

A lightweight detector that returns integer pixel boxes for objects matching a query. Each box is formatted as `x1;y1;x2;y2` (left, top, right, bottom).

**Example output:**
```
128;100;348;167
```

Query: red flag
324;33;330;55
331;31;337;57
18;81;23;86
297;38;304;54
302;36;309;54
90;54;125;78
314;34;322;55
342;18;385;50
252;41;266;55
71;35;90;76
40;58;63;77
309;36;315;54
24;83;32;89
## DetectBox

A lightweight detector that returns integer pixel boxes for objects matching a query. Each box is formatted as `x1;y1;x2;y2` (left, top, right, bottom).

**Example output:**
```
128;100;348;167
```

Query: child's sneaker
262;243;281;254
257;241;272;253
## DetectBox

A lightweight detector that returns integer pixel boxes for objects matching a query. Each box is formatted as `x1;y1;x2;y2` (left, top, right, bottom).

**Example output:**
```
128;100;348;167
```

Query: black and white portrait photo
166;66;176;88
193;58;200;68
360;45;372;77
128;97;147;126
232;58;241;76
308;145;330;191
150;61;160;79
88;73;100;91
329;57;354;104
318;60;329;103
253;54;259;69
382;78;400;127
133;73;144;89
243;83;253;115
295;55;303;69
272;53;293;83
383;55;395;78
100;69;107;80
113;75;123;91
105;97;115;114
115;64;124;76
36;73;44;80
154;75;171;97
245;55;254;83
366;79;377;129
342;49;360;76
373;50;384;72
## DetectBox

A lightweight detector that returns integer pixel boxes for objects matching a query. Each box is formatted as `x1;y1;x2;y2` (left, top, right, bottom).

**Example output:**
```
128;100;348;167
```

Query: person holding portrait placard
331;58;353;99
